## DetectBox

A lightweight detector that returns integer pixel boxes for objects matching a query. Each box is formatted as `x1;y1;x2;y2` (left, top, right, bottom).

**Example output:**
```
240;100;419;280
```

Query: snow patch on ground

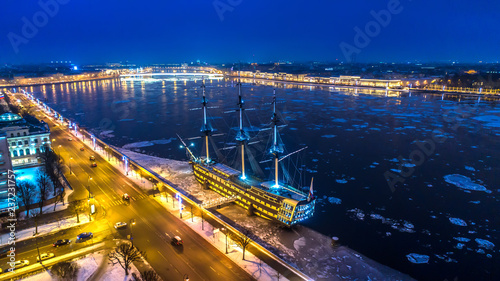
293;237;307;251
21;251;102;281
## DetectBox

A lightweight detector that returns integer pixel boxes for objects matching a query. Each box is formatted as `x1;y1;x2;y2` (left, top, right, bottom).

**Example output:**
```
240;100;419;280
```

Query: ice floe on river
406;253;429;264
448;217;467;226
122;138;177;149
348;209;416;233
444;174;491;193
475;238;495;250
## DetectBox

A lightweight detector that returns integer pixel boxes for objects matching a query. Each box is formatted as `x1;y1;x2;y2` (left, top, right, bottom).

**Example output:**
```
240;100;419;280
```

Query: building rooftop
0;113;49;134
0;113;22;122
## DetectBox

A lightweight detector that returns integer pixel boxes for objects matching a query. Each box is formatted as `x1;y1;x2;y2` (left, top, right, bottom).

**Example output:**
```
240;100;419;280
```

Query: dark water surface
28;78;499;280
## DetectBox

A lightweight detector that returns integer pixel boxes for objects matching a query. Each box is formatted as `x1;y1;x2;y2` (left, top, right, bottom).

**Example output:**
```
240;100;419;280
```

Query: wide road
8;92;253;281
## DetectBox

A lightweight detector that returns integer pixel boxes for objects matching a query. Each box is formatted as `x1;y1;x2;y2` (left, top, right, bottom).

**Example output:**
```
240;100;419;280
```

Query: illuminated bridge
120;72;224;81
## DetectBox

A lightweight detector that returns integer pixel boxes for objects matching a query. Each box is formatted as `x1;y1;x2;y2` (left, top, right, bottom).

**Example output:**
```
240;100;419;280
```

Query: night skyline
1;0;499;65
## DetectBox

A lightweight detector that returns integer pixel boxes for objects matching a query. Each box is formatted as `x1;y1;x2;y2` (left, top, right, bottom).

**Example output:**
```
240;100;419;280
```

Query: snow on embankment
116;148;221;202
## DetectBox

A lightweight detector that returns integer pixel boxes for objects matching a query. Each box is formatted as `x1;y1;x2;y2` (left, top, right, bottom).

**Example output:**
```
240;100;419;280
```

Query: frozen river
29;78;499;280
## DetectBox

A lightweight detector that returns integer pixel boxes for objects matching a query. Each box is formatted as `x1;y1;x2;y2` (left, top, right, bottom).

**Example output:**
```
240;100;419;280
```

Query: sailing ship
180;80;315;226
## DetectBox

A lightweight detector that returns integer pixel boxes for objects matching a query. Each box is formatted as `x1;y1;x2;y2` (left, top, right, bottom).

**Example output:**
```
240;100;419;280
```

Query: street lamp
33;231;41;263
176;193;183;219
200;204;204;230
221;227;228;254
87;176;92;221
130;219;136;247
69;157;73;174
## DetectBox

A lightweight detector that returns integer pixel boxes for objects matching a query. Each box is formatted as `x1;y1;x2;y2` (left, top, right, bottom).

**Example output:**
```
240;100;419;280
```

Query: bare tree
231;229;252;260
69;200;86;223
108;242;146;276
140;270;162;281
51;261;79;281
53;187;65;211
17;181;36;217
36;170;51;214
32;209;41;235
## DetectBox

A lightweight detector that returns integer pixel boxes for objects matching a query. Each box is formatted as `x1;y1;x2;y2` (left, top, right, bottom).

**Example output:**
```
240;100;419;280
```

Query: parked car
0;247;14;257
89;155;96;161
77;232;93;240
37;253;55;261
52;239;71;247
10;260;29;268
122;193;130;200
91;162;97;167
80;146;85;151
171;236;183;245
114;222;127;229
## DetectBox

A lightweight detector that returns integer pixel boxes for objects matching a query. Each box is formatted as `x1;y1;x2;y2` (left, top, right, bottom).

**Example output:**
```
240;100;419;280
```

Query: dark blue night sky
1;0;499;64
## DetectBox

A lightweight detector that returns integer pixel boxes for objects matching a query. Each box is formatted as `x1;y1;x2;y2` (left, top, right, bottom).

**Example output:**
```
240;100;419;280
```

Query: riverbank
227;75;500;100
0;76;117;90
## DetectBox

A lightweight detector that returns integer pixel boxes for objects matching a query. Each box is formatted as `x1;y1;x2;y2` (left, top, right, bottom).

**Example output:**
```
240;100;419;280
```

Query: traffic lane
131;198;252;281
102;202;196;280
0;224;112;271
53;127;145;202
112;203;200;280
53;134;124;202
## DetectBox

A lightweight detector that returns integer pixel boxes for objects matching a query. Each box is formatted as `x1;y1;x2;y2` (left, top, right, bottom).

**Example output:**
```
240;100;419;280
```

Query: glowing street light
176;193;182;218
130;218;136;246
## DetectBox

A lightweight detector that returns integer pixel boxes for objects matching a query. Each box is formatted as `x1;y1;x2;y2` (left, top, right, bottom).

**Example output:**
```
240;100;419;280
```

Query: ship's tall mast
235;79;249;179
200;80;212;163
270;89;283;187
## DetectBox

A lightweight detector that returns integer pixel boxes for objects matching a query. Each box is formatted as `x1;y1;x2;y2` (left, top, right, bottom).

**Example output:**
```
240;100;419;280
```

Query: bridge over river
120;72;224;81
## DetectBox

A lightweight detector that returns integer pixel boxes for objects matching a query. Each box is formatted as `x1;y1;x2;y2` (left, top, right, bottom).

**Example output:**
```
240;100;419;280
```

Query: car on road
37;252;55;262
89;155;96;161
122;193;130;200
52;239;71;247
10;260;29;268
77;232;93;240
114;222;127;229
80;146;85;151
91;162;97;167
0;247;14;257
68;137;73;141
172;236;183;245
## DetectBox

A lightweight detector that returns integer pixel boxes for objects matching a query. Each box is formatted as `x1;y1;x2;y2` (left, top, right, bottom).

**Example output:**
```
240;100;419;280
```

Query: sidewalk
0;214;90;247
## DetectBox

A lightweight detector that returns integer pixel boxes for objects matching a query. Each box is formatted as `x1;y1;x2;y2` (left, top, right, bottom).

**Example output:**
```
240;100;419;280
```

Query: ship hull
192;162;315;226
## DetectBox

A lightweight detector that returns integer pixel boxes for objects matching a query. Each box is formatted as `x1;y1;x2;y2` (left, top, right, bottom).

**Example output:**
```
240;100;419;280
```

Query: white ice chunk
444;174;491;193
406;253;429;264
475;238;495;250
449;217;467;226
328;197;342;204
